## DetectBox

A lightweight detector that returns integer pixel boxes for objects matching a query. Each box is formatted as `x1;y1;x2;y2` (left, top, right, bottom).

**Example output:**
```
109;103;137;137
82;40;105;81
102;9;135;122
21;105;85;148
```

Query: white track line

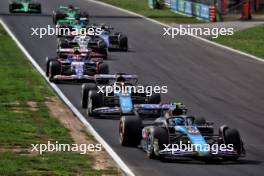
0;19;135;176
86;0;264;63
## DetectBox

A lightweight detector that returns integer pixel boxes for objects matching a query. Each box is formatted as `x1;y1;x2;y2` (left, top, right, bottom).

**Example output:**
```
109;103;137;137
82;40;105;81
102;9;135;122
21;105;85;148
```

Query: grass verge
0;25;118;175
98;0;205;24
211;25;264;59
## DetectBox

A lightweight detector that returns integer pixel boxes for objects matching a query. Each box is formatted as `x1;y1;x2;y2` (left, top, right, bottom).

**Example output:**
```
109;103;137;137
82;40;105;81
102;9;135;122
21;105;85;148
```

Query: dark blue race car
81;73;161;117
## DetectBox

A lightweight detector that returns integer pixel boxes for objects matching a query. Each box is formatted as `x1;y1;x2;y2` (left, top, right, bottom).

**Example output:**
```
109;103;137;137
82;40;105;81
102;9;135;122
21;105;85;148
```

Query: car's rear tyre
97;63;109;84
45;58;56;77
49;60;60;82
81;83;97;109
119;35;128;51
97;40;108;59
36;4;41;13
53;12;65;24
9;4;14;13
147;127;168;159
58;39;69;48
87;90;104;117
29;3;41;13
222;128;242;161
98;63;109;74
119;116;142;147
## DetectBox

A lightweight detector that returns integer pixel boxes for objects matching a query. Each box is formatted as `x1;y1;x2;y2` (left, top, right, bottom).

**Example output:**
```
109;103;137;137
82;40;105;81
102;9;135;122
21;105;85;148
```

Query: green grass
211;25;264;59
98;0;205;24
0;152;117;176
0;25;118;175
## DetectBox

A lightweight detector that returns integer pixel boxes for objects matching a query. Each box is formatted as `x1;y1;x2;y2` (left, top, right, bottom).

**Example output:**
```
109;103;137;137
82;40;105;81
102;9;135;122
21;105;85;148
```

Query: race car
53;5;89;24
55;17;89;34
57;36;108;59
119;103;246;161
81;73;161;117
45;52;109;83
9;0;41;13
89;24;128;51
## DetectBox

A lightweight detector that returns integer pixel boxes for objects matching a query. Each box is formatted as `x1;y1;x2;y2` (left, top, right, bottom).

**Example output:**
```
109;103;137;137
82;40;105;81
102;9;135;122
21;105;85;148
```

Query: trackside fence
148;0;218;22
170;0;216;21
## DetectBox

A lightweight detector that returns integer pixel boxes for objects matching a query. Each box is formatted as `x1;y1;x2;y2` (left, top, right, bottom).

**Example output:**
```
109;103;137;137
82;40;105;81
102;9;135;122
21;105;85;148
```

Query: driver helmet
101;23;106;30
116;75;126;83
73;48;81;54
68;5;74;9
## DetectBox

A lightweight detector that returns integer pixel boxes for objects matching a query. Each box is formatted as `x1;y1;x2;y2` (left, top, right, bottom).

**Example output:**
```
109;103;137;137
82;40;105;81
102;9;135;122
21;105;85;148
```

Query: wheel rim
147;135;153;153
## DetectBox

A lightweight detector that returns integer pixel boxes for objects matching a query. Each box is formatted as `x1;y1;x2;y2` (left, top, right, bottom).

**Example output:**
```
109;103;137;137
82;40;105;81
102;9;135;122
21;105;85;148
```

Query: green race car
9;0;41;13
53;5;89;25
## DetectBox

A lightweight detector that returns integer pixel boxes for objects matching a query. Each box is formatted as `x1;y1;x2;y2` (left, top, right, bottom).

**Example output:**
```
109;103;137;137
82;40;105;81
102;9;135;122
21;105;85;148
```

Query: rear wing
92;104;174;116
94;74;138;81
135;104;176;110
59;6;80;11
92;103;186;117
135;103;187;116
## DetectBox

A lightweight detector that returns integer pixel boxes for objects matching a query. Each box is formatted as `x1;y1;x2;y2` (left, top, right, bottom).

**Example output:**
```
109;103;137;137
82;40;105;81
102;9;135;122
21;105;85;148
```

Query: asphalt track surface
1;0;264;175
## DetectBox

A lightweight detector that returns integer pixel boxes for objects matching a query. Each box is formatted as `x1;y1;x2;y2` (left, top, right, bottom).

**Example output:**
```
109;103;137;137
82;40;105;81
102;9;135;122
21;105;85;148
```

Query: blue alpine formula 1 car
81;73;161;117
119;103;246;161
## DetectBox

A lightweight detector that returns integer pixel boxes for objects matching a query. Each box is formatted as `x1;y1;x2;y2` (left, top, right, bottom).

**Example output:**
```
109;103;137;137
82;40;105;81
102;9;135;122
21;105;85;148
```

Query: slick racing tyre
58;39;69;48
119;116;142;147
97;63;109;84
9;3;22;13
98;63;109;74
119;35;128;51
222;128;243;161
87;90;104;117
9;4;15;13
147;127;168;159
45;58;56;77
49;60;60;82
53;12;65;24
81;83;97;109
97;40;108;59
29;3;41;13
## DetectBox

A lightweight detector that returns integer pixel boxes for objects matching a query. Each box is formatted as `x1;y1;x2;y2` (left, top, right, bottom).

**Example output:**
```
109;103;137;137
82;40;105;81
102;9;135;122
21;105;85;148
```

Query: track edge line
0;18;135;176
